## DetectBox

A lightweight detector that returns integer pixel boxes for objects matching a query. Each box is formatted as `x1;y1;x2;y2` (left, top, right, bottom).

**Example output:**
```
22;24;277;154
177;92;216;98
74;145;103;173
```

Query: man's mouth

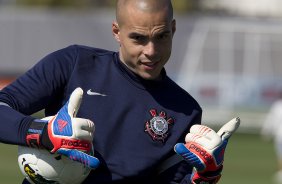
141;61;159;70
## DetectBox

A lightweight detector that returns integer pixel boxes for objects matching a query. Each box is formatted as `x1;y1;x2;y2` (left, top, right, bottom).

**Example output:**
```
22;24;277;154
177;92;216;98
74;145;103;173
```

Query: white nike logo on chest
87;89;107;96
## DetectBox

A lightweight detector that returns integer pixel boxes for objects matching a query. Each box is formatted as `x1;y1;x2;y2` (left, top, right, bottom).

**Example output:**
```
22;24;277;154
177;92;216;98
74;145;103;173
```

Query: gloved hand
174;117;240;184
26;87;100;169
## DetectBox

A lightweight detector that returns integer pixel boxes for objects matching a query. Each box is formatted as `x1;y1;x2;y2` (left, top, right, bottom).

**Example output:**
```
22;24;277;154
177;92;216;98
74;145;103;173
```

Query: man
261;93;282;184
0;0;239;183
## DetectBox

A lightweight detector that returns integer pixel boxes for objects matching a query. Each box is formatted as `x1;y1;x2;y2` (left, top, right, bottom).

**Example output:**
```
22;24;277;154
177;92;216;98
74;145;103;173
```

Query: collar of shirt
114;52;167;90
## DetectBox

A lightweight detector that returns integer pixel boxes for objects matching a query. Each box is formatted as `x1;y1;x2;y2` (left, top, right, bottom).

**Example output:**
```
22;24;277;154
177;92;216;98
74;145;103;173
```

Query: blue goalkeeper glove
174;117;240;184
26;87;100;169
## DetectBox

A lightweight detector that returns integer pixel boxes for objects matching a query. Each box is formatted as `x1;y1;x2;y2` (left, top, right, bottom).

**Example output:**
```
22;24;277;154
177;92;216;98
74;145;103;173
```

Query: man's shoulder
165;76;194;97
50;45;117;67
165;76;202;110
68;45;115;56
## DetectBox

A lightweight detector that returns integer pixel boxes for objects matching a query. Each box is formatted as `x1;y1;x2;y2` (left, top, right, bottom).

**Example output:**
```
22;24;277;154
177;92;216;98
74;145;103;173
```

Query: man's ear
112;22;120;42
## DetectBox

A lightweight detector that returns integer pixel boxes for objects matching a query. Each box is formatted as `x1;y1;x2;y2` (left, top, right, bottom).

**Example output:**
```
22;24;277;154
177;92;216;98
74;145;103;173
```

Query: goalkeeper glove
174;117;240;184
25;87;100;169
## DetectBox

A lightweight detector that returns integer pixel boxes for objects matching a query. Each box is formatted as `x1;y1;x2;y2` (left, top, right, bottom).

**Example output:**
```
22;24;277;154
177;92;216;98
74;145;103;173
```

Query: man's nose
143;41;157;57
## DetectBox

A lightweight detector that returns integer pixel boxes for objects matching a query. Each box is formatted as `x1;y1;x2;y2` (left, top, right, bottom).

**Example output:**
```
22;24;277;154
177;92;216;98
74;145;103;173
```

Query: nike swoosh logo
87;89;107;96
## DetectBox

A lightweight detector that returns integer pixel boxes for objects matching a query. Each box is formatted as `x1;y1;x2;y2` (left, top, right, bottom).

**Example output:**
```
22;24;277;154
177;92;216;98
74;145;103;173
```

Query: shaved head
116;0;173;26
112;0;176;80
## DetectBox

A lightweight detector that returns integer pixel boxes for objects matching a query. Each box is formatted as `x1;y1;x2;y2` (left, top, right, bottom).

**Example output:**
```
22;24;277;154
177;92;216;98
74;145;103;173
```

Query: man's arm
0;46;78;144
0;46;99;168
0;103;35;145
0;88;100;169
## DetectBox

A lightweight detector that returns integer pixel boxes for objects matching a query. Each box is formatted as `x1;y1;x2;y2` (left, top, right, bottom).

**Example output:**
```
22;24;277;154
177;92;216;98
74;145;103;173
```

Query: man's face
113;8;176;80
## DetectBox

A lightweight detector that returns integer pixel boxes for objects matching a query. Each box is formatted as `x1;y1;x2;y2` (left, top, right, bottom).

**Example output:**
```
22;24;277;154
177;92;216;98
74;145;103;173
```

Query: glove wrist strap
191;166;223;184
26;119;53;150
26;119;47;148
191;172;221;184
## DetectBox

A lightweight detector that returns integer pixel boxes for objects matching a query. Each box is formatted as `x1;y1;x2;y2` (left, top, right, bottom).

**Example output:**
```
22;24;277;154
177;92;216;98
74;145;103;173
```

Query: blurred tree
172;0;200;13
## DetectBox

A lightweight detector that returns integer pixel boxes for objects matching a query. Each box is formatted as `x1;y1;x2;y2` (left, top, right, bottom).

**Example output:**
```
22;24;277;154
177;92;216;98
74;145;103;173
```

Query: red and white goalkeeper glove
174;117;240;184
26;87;100;169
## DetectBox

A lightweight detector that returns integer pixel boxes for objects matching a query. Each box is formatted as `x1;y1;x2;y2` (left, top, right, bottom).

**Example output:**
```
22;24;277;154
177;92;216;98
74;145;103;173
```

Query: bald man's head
116;0;173;26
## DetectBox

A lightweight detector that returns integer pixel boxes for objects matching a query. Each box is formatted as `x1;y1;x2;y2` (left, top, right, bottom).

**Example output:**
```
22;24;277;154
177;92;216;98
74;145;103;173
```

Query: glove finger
185;132;221;150
76;118;95;132
73;118;95;141
189;125;215;136
57;149;100;169
217;117;240;141
186;125;221;150
67;87;83;118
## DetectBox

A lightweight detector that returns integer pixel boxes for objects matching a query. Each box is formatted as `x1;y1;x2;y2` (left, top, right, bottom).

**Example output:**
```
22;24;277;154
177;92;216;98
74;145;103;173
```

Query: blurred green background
0;133;276;184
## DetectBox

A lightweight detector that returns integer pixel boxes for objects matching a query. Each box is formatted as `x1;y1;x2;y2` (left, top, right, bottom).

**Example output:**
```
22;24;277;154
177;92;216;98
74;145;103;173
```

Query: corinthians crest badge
145;109;174;142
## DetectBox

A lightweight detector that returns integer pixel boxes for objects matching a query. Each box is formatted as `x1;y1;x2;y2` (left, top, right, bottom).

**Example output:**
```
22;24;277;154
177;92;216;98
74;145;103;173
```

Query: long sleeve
0;104;34;145
0;45;77;145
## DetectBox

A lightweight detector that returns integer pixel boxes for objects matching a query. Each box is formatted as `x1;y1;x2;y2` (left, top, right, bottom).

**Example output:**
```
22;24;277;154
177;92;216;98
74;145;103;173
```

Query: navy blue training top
0;45;202;184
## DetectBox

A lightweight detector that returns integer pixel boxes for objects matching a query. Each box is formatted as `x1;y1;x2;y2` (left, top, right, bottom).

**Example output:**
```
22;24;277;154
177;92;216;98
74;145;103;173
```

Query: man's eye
133;35;145;41
157;34;169;40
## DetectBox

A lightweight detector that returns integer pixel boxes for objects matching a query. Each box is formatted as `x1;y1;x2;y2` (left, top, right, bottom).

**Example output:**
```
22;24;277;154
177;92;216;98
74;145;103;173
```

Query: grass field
0;133;276;184
220;133;277;184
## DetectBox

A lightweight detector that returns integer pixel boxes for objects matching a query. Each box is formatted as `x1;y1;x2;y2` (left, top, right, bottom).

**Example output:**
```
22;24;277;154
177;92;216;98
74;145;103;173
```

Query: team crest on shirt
145;109;174;142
